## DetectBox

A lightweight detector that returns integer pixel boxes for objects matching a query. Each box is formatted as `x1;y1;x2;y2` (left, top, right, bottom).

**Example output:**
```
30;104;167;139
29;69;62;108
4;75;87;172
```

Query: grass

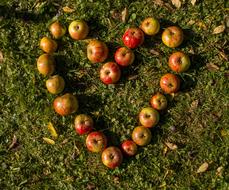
0;0;228;189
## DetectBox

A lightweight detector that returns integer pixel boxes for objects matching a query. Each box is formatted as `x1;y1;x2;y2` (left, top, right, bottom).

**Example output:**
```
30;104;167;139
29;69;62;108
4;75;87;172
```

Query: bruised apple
40;37;57;54
162;26;183;48
49;21;66;39
121;140;138;156
132;126;152;146
46;75;65;94
87;40;108;63
140;17;160;35
53;93;78;116
37;54;55;76
100;62;121;84
150;93;167;111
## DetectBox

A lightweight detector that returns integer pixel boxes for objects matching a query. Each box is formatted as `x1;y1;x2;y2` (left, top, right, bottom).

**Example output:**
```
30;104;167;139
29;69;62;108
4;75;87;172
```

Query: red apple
49;21;66;39
53;93;78;116
37;54;55;76
168;51;191;73
121;140;138;156
100;62;121;84
68;20;89;40
162;26;184;48
132;126;152;146
74;114;93;135
46;75;65;94
87;40;109;63
139;107;160;128
122;28;144;49
40;37;57;54
140;17;160;35
160;73;181;94
101;146;123;169
86;131;107;153
150;93;167;111
114;47;135;67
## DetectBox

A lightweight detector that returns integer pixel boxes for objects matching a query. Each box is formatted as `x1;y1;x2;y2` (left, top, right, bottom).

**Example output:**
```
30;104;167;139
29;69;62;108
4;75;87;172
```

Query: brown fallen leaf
197;162;209;173
43;137;55;145
190;100;199;110
171;0;181;9
191;0;197;6
206;63;219;72
62;6;75;13
154;0;164;6
128;75;138;80
121;8;128;23
0;50;3;63
216;166;223;177
9;135;17;149
150;49;160;56
219;50;228;61
212;25;225;34
165;142;178;150
187;20;196;25
47;122;58;139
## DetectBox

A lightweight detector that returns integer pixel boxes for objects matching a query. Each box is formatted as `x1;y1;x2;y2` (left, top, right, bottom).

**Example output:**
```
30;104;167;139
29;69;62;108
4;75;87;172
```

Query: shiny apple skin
122;28;144;49
46;75;65;94
100;62;121;84
74;114;93;135
101;146;123;169
121;140;138;156
139;107;160;128
40;37;57;54
37;54;55;76
114;47;135;67
162;26;184;48
49;21;66;39
160;73;181;94
87;40;109;63
150;93;168;111
53;93;78;116
86;131;107;153
132;126;152;146
68;20;89;40
168;52;190;73
140;17;160;35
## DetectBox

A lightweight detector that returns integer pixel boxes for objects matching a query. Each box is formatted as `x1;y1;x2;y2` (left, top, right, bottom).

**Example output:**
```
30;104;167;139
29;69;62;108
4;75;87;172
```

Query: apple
168;51;191;73
160;73;181;94
87;40;109;63
139;107;160;128
74;114;93;135
122;28;144;49
100;62;121;84
114;47;135;67
101;146;123;169
150;93;167;111
46;75;65;94
140;17;160;35
68;20;89;40
162;26;183;48
121;140;138;156
53;93;78;116
40;37;57;54
132;126;152;146
49;21;66;39
37;53;55;76
86;131;107;153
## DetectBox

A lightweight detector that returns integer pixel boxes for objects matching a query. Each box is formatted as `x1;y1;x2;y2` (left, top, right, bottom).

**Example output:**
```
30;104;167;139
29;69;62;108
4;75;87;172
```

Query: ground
0;0;228;189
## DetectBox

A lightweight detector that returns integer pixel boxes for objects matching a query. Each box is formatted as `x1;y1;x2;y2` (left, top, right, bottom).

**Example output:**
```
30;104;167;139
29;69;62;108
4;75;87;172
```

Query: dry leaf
190;100;199;110
219;50;228;61
191;0;197;6
47;122;58;139
197;162;209;173
43;137;55;145
206;63;219;72
121;8;128;23
212;25;225;34
62;6;75;13
171;0;181;9
165;142;178;150
216;166;223;176
154;0;164;6
163;146;168;156
187;20;196;25
0;50;3;63
196;21;207;30
9;135;17;149
128;75;138;80
150;49;160;56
